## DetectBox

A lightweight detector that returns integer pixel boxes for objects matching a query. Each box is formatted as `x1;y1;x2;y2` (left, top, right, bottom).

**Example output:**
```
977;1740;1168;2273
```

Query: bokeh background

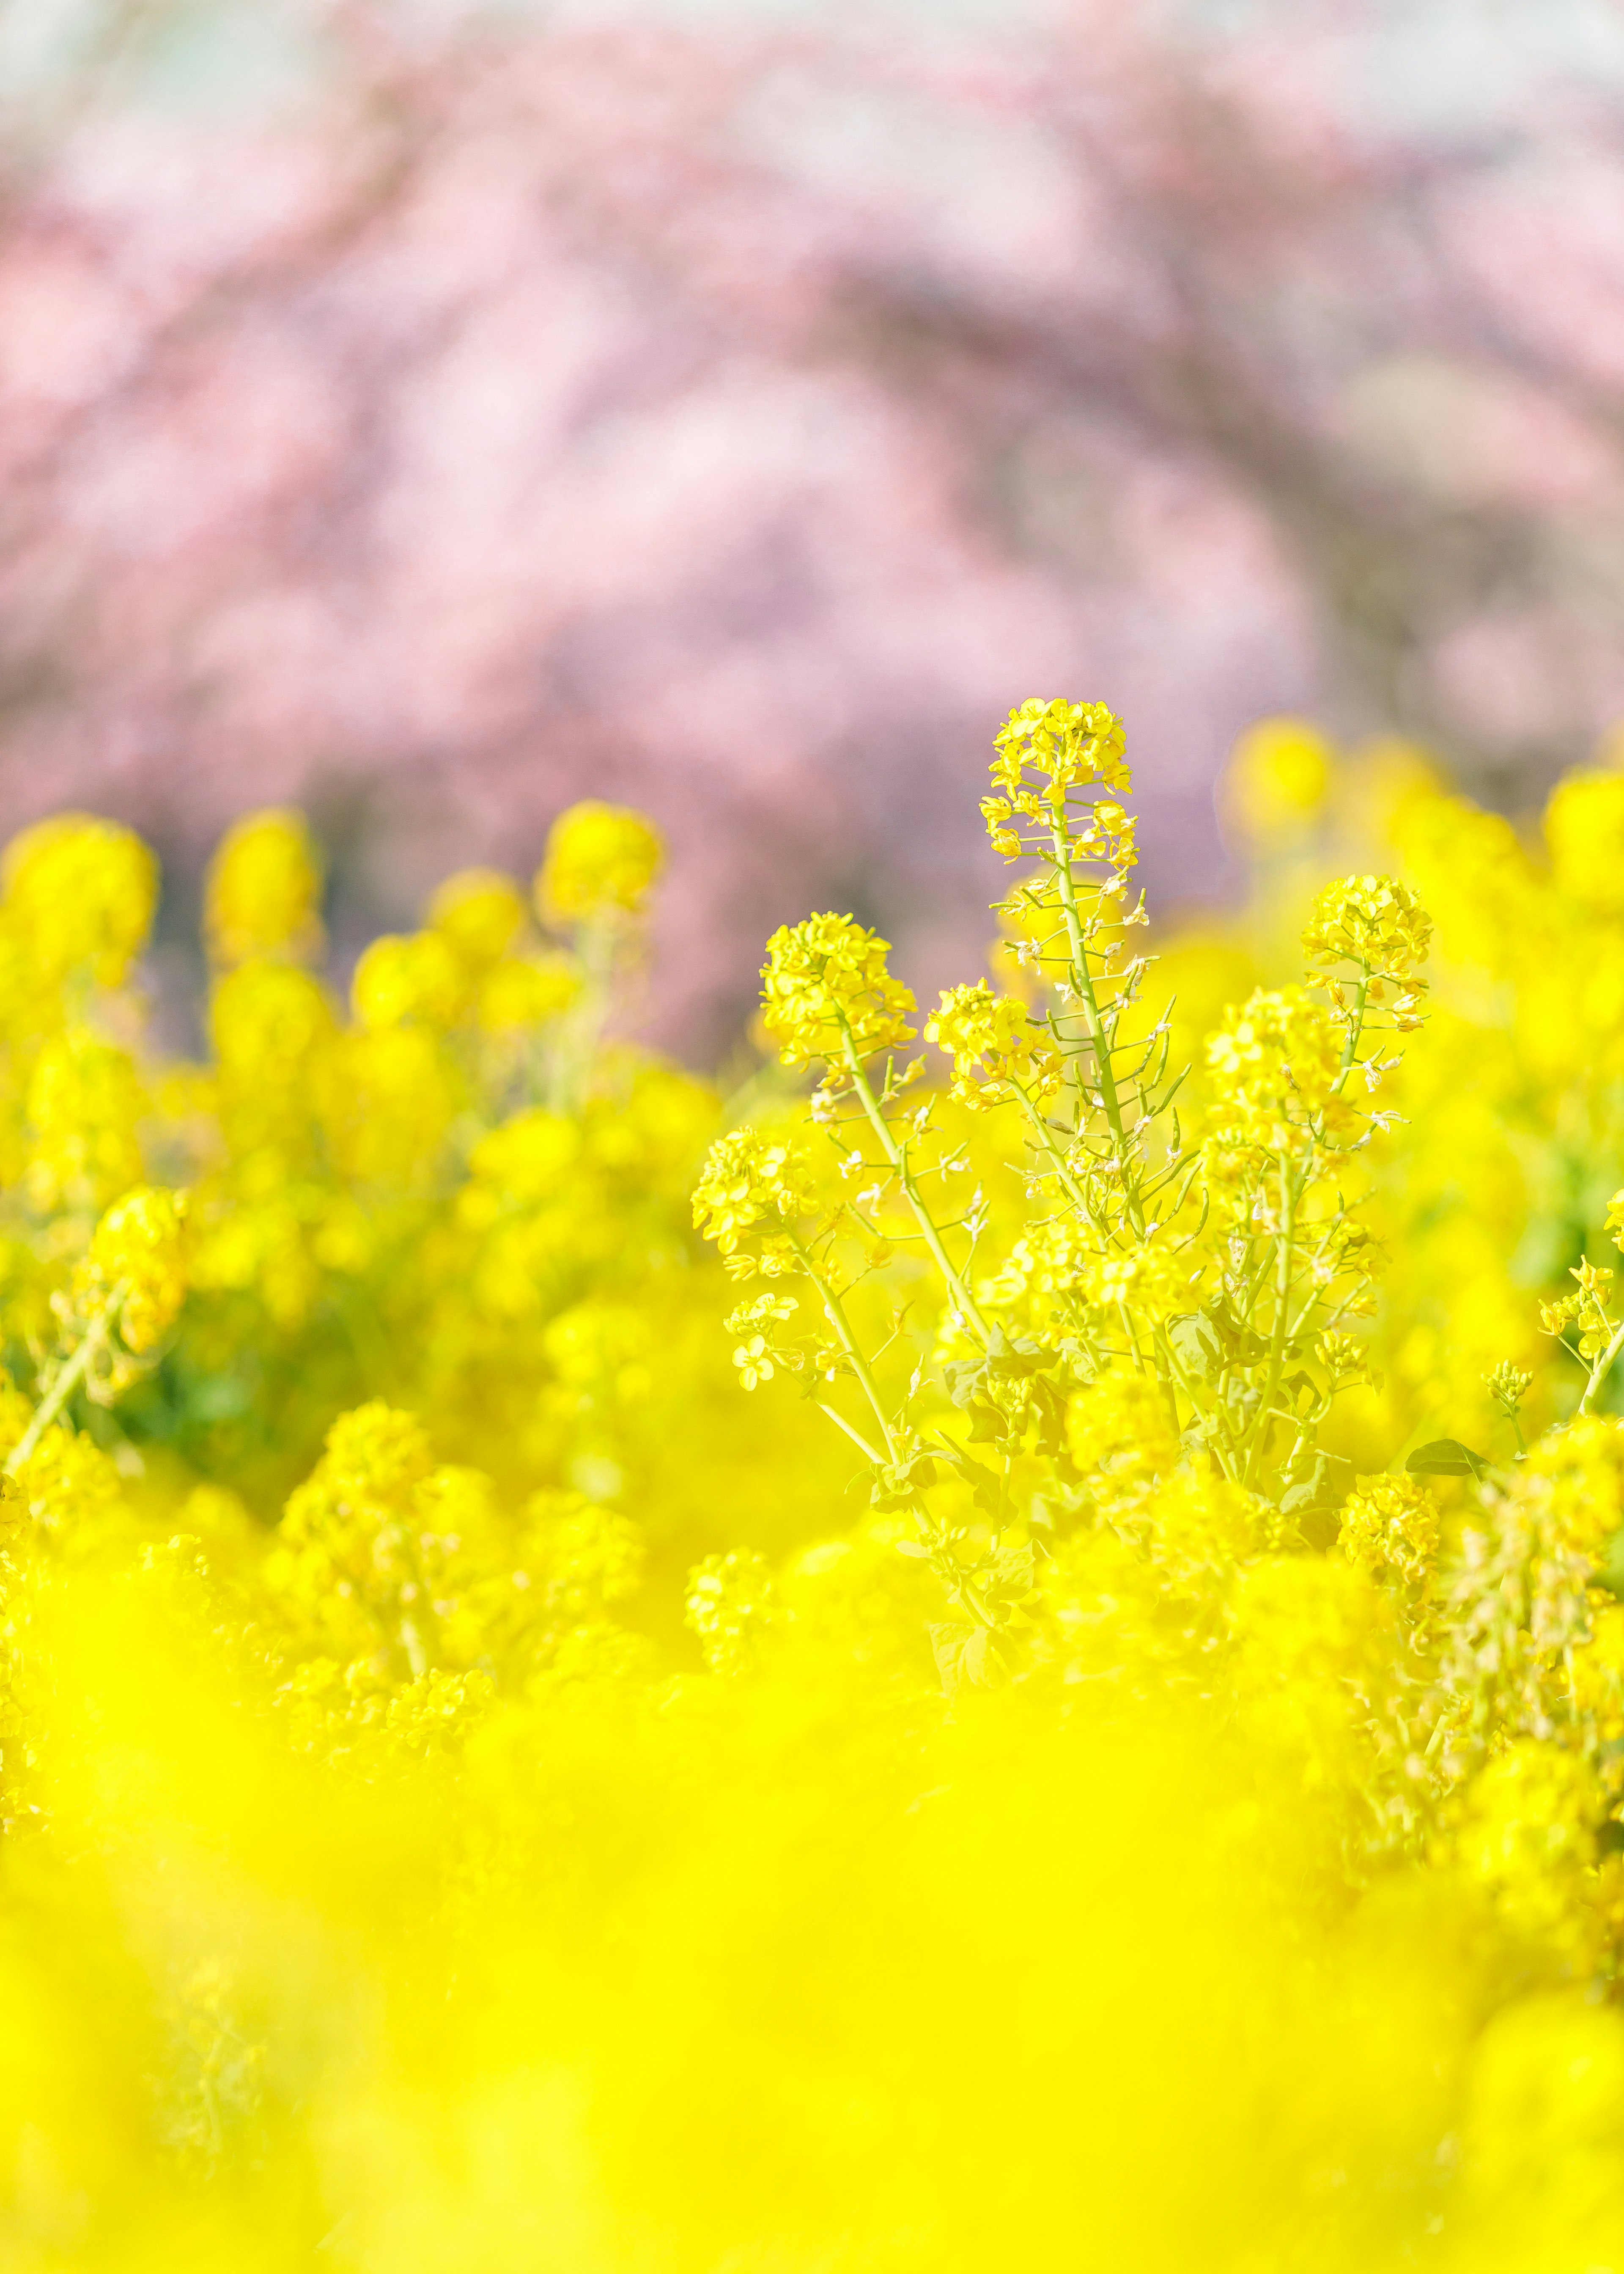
4;0;1624;1056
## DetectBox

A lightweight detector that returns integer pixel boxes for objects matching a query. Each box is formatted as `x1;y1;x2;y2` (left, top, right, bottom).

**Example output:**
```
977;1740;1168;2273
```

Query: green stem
5;1283;129;1476
549;915;618;1114
1237;966;1374;1486
815;1398;884;1466
792;1234;897;1459
1241;1158;1301;1489
1579;1316;1624;1416
839;1035;991;1346
1048;822;1147;1237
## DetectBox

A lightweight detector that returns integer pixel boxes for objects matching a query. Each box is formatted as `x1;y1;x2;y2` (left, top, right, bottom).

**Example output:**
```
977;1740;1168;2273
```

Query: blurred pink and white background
5;0;1624;1053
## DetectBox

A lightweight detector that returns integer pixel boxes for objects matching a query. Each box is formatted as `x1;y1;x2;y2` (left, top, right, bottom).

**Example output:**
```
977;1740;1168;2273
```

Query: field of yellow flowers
9;702;1624;2269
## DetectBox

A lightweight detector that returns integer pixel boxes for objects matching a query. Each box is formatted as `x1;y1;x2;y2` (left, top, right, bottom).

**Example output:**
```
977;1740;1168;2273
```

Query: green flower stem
1047;821;1146;1236
1578;1315;1624;1416
5;1280;130;1477
837;1028;991;1347
791;1233;897;1459
815;1399;885;1466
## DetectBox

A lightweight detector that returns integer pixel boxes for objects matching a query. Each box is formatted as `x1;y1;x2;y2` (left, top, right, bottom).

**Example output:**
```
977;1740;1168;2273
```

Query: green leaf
929;1622;1005;1696
941;1359;988;1410
1028;1371;1068;1458
932;1441;1005;1523
870;1455;941;1511
985;1541;1037;1601
1166;1313;1223;1384
1278;1450;1353;1518
983;1327;1048;1380
1167;1306;1270;1380
1405;1439;1490;1481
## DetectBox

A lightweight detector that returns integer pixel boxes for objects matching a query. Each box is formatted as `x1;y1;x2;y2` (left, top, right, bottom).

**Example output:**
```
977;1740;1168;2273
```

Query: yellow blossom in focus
760;913;916;1068
926;982;1059;1107
1300;872;1432;986
692;1126;814;1261
1339;1474;1437;1590
990;697;1129;801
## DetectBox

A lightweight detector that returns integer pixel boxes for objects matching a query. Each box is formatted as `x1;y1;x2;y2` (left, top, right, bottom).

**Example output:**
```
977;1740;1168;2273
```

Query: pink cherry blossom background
4;0;1624;1055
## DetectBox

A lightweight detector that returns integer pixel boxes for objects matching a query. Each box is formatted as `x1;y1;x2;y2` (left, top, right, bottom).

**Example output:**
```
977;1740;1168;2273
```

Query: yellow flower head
476;953;581;1035
1338;1475;1437;1590
298;1399;435;1512
926;982;1059;1107
1545;769;1624;920
983;699;1130;861
536;802;663;925
351;932;466;1033
427;868;527;972
990;698;1129;802
1300;873;1432;988
3;814;157;988
1067;1368;1179;1490
205;809;324;967
1221;718;1333;845
211;961;335;1088
1204;986;1345;1147
25;1030;145;1213
691;1126;815;1257
760;913;916;1068
75;1184;190;1352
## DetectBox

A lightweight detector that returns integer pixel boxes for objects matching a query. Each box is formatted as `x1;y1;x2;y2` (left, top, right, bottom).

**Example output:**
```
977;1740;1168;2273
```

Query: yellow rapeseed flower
536;802;663;924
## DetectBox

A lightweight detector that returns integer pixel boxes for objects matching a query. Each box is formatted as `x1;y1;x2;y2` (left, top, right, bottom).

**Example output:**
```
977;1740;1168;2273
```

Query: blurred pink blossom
1;5;1622;1052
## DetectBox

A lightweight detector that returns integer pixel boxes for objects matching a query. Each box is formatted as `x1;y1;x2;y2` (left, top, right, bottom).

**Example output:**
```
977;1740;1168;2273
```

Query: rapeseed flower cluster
10;713;1624;2266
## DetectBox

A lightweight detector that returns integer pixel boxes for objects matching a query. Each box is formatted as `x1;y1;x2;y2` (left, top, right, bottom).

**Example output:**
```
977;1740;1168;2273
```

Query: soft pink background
5;2;1624;1053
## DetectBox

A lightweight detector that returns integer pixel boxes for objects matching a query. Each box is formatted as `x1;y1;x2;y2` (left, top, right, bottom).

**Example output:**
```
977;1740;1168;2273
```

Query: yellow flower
1545;769;1624;919
926;982;1059;1107
476;953;580;1035
536;802;663;924
759;913;916;1068
74;1184;190;1352
3;814;157;987
1067;1368;1178;1489
204;809;324;967
691;1127;813;1256
24;1030;145;1213
990;698;1129;800
1204;986;1345;1148
1221;717;1333;844
427;868;527;971
1338;1475;1437;1590
1300;873;1432;991
351;932;466;1032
